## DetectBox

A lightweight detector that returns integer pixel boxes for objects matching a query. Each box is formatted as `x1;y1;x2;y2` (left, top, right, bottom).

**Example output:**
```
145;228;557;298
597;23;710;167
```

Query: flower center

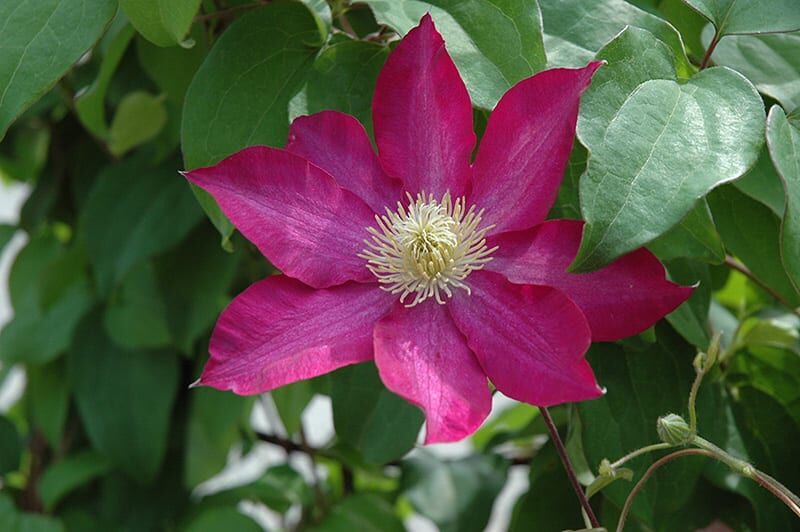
359;192;497;307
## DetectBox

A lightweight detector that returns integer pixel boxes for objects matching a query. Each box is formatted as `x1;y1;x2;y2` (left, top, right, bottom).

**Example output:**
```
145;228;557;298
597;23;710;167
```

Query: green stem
609;442;673;469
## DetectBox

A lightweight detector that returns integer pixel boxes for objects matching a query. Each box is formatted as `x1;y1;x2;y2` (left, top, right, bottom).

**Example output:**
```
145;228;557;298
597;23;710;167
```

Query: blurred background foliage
0;0;799;531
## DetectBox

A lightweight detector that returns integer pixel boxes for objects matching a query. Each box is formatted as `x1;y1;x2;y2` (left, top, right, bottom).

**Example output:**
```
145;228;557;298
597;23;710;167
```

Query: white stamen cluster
359;192;497;307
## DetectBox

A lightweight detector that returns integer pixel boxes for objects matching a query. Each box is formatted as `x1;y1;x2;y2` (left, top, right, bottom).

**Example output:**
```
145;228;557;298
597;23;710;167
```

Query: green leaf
472;403;538;450
572;67;764;271
330;363;423;464
82;156;203;295
648;200;725;263
202;464;313;512
120;0;202;47
766;105;800;294
271;380;314;436
683;0;800;35
301;40;388;136
39;451;112;511
74;23;137;138
664;259;712;348
401;452;507;532
0;239;93;364
311;494;404;532
184;388;251;488
540;0;692;76
705;388;800;530
108;91;168;156
704;28;800;112
136;30;207;104
68;311;179;483
0;416;21;475
576;326;724;527
154;224;239;354
0;0;117;139
729;344;800;420
708;185;800;306
548;143;587;219
104;261;171;349
509;442;583;532
26;360;71;449
181;2;324;245
734;144;786;216
184;507;262;532
362;0;546;109
0;493;63;532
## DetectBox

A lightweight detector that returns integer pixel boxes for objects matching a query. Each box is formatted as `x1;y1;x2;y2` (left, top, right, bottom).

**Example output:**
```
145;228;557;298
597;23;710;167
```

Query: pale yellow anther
358;191;497;307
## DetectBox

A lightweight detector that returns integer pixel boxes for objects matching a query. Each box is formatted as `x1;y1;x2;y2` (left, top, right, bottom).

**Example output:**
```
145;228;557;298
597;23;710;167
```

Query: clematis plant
185;15;691;444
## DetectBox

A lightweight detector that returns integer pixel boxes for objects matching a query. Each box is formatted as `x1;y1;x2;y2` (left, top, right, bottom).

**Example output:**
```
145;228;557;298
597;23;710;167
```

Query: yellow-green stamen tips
359;192;497;307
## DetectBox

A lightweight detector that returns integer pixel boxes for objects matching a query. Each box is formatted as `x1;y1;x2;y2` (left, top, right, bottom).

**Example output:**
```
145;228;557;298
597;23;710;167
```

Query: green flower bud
656;414;692;445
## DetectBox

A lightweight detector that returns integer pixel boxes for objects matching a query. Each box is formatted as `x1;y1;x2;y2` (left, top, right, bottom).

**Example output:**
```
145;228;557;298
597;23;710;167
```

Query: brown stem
751;470;800;518
724;255;800;316
337;13;358;38
540;407;601;528
700;32;720;70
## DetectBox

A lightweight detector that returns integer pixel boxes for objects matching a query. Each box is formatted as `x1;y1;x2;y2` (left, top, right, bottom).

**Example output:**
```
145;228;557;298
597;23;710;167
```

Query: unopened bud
657;414;691;445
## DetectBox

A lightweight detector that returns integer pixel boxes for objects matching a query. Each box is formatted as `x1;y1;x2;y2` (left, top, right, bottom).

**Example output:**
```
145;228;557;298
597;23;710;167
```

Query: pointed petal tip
188;378;204;389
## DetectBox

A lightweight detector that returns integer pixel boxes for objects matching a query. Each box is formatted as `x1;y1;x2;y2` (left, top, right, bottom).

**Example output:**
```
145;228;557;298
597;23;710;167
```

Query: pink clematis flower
185;15;692;444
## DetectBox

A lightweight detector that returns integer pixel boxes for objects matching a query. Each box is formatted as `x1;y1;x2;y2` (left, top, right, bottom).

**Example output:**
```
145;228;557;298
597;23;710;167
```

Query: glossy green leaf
311;494;404;532
573;67;764;271
766;105;800;294
68;312;180;483
271;380;314;436
734;144;786;216
330;363;423;464
154;224;239;353
472;403;538;450
401;452;507;532
39;451;112;511
664;259;712;348
181;2;324;245
648;200;725;263
202;464;313;512
709;186;800;306
705;388;800;530
729;344;800;420
0;239;93;364
184;388;250;488
108;91;167;156
0;416;21;475
0;493;63;532
509;443;583;532
362;0;546;109
0;0;117;139
300;40;388;136
74;24;136;138
26;360;71;449
82;157;203;295
683;0;800;35
705;28;800;112
577;326;724;527
104;262;171;349
120;0;202;47
184;507;262;532
136;30;207;104
540;0;692;75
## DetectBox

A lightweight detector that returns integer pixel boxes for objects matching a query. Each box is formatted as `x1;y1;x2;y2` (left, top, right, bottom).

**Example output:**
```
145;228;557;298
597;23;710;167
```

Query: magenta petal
449;271;602;406
374;302;491;444
487;220;693;342
286;111;402;213
184;146;375;288
197;276;394;395
372;14;474;198
470;62;602;234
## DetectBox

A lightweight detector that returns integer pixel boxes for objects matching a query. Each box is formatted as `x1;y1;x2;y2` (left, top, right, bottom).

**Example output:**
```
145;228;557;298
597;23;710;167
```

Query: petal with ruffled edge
449;271;602;406
372;14;474;198
374;301;491;444
196;276;394;395
487;220;692;342
286;111;402;213
184;146;375;288
470;63;602;234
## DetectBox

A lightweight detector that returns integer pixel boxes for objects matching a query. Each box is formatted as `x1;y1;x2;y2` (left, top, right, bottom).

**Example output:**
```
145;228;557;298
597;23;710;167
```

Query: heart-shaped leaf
683;0;800;36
